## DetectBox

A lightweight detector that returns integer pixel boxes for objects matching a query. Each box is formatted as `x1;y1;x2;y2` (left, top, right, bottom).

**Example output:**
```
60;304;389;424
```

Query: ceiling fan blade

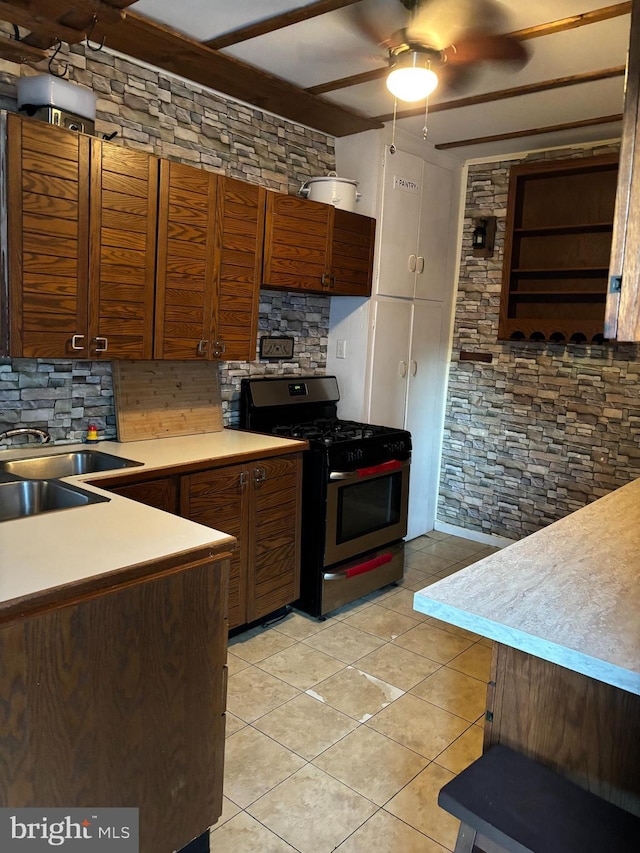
436;63;476;95
348;0;409;49
407;0;508;49
442;34;529;67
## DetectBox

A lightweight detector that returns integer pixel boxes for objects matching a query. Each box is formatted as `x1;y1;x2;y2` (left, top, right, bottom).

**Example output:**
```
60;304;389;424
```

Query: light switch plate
259;336;295;359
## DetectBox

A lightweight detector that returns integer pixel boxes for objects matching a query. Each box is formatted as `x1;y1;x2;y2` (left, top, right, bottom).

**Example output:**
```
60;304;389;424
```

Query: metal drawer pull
253;467;266;484
70;334;85;351
94;336;108;353
239;471;248;487
197;339;209;356
324;552;393;580
213;341;226;357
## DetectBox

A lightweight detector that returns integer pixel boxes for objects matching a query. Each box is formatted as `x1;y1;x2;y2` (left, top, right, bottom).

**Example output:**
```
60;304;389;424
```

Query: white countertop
414;478;640;696
0;430;306;613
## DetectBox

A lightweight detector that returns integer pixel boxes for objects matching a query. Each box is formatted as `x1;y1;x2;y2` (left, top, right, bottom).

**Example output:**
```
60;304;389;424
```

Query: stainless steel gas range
240;376;411;618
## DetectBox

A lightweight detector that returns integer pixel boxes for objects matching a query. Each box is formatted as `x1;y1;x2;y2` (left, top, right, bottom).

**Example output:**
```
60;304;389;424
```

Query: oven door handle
324;552;394;580
329;459;404;481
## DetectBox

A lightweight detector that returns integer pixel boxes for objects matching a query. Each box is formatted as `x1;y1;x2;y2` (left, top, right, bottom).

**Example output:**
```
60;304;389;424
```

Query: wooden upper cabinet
262;192;374;296
217;177;265;361
154;160;219;360
606;0;640;341
7;114;158;359
89;140;158;359
7;113;90;358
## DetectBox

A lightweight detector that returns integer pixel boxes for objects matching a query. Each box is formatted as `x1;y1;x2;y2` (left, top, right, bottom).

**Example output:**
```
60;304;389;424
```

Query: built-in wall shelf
499;154;619;344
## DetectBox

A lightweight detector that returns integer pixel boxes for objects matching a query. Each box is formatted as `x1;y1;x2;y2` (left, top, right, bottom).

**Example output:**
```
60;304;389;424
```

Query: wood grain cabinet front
154;161;265;361
7;113;158;359
262;192;374;297
181;452;302;630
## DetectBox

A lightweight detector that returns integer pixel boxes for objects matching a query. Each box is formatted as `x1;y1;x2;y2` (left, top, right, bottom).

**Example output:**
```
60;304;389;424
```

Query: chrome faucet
0;427;51;445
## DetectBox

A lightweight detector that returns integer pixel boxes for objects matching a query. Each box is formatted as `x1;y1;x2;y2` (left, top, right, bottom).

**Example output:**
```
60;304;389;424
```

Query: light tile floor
211;531;498;853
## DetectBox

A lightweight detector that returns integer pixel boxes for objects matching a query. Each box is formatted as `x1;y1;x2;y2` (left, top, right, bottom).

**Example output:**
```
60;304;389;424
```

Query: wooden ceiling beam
90;10;382;137
308;2;632;96
204;0;362;50
0;2;86;46
434;113;623;150
0;0;129;47
0;33;47;61
373;66;627;124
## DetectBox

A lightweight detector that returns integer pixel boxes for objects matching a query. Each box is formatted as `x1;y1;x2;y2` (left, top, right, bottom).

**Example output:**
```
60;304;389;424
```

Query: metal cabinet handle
213;340;226;357
416;256;425;273
94;336;108;353
408;254;417;273
197;339;209;356
399;360;408;378
321;272;334;289
239;471;248;488
253;467;266;484
70;334;85;351
410;360;417;376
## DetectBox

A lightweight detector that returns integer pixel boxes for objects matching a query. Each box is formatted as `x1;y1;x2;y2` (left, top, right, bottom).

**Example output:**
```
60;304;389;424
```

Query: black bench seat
438;743;640;853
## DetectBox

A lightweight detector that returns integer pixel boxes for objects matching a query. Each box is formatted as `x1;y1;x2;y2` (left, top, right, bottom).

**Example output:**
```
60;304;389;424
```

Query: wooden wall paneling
89;140;158;359
216;177;265;360
0;557;229;853
330;208;375;296
487;643;640;816
247;454;301;622
182;465;248;629
154;160;218;360
8;114;90;357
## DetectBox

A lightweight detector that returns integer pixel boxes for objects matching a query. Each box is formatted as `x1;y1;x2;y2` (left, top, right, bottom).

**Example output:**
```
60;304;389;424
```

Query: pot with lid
298;171;361;212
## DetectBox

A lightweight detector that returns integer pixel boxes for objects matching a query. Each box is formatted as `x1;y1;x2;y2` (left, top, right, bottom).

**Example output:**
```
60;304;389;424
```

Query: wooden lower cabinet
0;553;230;853
182;453;302;629
104;474;180;514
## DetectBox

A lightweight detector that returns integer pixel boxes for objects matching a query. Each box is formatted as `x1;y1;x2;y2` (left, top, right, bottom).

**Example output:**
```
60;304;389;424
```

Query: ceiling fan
350;0;530;103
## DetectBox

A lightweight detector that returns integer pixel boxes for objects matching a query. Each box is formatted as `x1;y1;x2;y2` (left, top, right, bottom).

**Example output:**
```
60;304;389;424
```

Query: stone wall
438;143;640;540
0;33;333;442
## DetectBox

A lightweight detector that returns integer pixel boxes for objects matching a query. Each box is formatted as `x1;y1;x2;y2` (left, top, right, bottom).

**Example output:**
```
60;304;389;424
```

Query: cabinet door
415;162;454;301
248;455;301;623
216;177;265;360
7;113;90;357
331;208;375;296
104;476;179;514
182;464;247;630
367;298;413;430
376;149;423;299
155;160;218;359
89;140;158;359
263;193;332;293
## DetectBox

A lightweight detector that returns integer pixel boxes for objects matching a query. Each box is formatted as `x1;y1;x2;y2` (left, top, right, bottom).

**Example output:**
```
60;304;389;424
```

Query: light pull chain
422;93;430;140
390;97;398;154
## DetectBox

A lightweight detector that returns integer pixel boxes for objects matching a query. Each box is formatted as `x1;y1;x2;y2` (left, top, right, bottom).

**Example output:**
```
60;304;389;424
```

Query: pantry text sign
0;809;138;851
393;175;420;193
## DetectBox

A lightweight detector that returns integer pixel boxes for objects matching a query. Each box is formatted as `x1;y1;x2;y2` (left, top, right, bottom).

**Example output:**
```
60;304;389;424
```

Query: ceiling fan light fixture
386;50;439;102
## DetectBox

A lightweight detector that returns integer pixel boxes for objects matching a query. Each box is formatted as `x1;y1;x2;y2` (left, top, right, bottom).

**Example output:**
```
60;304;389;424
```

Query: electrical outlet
336;339;346;359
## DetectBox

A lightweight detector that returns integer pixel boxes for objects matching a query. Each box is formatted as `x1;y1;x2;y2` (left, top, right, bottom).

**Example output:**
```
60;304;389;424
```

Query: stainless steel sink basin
0;479;109;522
0;450;142;480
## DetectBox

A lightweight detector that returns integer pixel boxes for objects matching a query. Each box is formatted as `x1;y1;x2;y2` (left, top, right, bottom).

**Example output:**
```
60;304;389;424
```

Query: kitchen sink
0;450;142;480
0;479;109;522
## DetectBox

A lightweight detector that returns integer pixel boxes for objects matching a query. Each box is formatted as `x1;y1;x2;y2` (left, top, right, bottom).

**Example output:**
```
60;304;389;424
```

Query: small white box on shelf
17;75;97;120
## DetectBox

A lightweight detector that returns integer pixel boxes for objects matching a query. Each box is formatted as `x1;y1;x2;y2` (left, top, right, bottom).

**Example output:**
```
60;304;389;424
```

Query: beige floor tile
448;643;492;681
427;617;480;641
248;763;377;853
209;811;297;852
363;583;404;603
254;693;358;760
313;725;428;806
228;627;296;663
409;574;445;592
379;588;431;621
394;623;475;664
226;651;250;676
366;693;469;759
343;603;419;641
226;665;299;723
209;796;241;830
224;712;246;738
336;810;449;853
442;534;486;553
385;763;460;849
421;540;483;563
410;667;488;722
224;726;305;808
303;620;386;664
356;643;441;691
434;557;481;578
327;596;375;620
478;636;493;648
274;610;328;641
434;726;484;775
426;531;452;541
257;642;345;690
309;666;404;723
404;552;452;574
405;535;434;551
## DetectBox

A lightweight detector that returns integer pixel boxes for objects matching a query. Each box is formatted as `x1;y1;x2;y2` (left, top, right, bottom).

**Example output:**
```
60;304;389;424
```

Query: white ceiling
131;0;631;159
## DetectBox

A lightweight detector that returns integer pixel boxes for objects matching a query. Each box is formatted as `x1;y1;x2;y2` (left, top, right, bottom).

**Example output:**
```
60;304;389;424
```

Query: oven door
324;458;410;567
